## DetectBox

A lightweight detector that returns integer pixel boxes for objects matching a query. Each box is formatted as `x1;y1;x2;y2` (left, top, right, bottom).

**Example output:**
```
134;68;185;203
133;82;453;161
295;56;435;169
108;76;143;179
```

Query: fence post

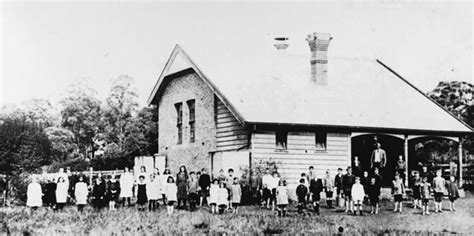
89;167;93;186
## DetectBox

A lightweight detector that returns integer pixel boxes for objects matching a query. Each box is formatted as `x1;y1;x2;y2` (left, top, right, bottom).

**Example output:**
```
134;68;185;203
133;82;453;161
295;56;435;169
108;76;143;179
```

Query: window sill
274;149;289;153
314;149;328;153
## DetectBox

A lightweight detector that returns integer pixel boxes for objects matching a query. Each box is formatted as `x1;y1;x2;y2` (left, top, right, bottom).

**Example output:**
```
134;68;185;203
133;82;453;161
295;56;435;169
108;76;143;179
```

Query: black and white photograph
0;1;473;235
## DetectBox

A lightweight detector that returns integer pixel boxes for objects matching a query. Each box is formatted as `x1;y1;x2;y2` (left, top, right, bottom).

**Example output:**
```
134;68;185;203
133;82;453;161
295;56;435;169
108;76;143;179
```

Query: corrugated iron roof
148;43;472;134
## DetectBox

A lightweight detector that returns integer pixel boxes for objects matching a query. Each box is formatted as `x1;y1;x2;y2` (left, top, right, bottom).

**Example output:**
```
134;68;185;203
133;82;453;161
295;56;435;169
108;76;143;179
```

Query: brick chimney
306;33;332;85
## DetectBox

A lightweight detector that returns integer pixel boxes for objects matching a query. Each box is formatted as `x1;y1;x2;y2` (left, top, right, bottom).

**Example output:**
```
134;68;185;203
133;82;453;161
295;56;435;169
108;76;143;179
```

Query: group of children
25;164;462;217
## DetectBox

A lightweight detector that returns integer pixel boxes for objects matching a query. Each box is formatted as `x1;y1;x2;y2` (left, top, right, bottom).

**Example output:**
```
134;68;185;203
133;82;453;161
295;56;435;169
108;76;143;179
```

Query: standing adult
26;176;43;210
92;175;106;211
74;176;88;212
370;143;387;174
176;165;189;209
198;168;211;207
396;155;406;182
56;177;69;210
120;167;134;207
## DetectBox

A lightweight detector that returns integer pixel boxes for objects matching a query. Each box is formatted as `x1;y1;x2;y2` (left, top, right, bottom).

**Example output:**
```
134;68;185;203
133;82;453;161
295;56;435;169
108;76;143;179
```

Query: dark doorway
351;134;404;186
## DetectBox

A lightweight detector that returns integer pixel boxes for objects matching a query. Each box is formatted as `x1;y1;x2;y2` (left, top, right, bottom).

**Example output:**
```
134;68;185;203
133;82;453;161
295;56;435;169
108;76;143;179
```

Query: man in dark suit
370;143;387;172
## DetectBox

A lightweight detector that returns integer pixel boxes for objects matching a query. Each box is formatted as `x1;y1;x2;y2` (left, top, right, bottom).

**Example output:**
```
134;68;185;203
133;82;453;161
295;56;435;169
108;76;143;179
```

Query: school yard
1;193;473;235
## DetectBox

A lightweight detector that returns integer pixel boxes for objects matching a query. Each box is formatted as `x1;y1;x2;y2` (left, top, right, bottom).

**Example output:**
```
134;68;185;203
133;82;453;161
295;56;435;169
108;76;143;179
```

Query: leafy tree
60;81;102;159
44;126;77;162
0;110;52;201
103;75;139;153
424;81;474;163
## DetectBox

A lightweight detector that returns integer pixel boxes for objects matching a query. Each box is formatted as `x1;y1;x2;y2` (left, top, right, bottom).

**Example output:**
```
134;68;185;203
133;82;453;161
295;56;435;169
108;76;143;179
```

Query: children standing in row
230;177;242;214
296;178;309;214
276;180;289;217
367;177;380;214
209;179;219;214
420;176;431;215
165;176;177;215
447;175;459;211
136;175;147;211
351;177;365;215
432;170;446;213
392;174;405;213
217;182;229;214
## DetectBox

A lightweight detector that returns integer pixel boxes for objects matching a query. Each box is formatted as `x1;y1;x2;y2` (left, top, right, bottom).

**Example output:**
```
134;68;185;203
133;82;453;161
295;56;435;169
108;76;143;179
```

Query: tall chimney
306;33;332;85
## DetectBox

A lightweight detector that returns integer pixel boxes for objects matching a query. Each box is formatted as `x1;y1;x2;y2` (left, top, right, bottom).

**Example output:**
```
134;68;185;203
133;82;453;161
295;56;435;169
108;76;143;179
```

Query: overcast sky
1;1;472;108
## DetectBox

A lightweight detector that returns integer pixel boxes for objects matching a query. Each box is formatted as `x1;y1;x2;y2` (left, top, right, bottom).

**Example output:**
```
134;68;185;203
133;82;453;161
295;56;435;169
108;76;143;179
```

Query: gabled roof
148;43;473;134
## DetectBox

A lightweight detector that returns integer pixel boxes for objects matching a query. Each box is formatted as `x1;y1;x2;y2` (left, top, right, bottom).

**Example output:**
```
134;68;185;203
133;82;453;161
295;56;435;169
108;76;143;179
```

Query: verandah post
404;135;409;187
458;137;463;188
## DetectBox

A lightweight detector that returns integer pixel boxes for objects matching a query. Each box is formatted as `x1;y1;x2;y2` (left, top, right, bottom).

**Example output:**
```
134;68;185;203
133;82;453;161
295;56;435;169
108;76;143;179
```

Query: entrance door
351;134;404;186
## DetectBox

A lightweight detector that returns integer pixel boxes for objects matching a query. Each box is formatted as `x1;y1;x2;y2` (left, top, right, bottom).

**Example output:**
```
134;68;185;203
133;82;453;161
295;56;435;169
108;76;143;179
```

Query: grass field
1;194;473;235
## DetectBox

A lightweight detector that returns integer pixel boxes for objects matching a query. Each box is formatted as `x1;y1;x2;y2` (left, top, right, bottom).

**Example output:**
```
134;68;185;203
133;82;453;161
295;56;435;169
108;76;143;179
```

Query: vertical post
458;137;463;187
89;167;93;186
404;135;409;187
348;133;352;168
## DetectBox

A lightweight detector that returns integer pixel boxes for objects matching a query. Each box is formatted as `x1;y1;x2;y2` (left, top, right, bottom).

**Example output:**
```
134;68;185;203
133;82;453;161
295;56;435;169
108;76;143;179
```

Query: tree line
0;75;157;185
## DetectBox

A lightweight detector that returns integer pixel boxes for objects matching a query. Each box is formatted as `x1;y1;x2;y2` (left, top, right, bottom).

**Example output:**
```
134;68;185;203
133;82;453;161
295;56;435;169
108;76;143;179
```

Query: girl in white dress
147;174;161;211
164;176;177;215
217;182;229;214
120;167;134;207
27;176;43;210
74;176;88;212
56;177;69;210
160;169;171;205
209;179;219;214
351;177;365;216
276;180;289;217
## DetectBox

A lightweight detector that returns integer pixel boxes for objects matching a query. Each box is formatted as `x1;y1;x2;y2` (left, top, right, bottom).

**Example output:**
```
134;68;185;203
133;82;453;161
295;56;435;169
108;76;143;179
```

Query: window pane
315;131;327;150
276;130;288;150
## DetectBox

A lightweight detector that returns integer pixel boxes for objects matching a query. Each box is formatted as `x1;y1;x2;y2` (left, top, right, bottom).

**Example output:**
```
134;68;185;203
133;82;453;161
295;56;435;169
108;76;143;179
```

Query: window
175;103;183;144
187;100;195;143
315;131;327;150
275;130;288;150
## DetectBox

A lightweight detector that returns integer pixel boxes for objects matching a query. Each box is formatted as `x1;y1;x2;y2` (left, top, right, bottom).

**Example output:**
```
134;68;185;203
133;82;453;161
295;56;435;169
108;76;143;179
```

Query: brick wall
157;72;216;172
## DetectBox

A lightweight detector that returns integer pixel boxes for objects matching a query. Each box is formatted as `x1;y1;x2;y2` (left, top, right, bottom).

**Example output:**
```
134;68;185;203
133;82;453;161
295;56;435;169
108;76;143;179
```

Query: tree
425;81;474;162
59;81;102;159
0;110;52;201
44;126;77;162
22;98;55;128
103;75;139;153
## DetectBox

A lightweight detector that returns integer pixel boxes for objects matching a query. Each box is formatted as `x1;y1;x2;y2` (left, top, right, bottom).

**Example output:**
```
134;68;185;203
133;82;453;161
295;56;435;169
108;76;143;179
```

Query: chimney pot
306;32;332;85
274;37;289;50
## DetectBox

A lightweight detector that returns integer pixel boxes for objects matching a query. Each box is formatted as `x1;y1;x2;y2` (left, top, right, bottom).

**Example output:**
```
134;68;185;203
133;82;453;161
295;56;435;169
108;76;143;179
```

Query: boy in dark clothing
296;178;308;214
249;171;262;205
334;168;344;207
367;177;381;214
309;176;324;215
198;168;211;207
342;167;355;213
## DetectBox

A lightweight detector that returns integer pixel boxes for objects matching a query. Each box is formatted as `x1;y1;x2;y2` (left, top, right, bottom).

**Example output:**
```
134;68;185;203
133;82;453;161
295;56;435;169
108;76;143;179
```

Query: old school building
148;32;472;187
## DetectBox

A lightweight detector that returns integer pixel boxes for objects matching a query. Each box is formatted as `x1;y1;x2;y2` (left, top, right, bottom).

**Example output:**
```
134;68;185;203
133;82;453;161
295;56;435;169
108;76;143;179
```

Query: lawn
1;194;473;235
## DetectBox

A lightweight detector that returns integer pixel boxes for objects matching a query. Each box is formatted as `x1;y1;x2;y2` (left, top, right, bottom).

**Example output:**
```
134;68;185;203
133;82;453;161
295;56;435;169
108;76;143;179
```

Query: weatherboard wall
251;131;351;184
215;96;250;151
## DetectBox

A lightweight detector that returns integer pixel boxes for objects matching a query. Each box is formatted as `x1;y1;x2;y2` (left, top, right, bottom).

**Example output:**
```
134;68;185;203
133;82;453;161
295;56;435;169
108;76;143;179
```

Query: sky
0;1;472;108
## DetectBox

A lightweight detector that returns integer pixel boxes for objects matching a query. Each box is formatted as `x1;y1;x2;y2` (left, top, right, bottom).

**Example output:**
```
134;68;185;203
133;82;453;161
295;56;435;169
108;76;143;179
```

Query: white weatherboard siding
251;131;351;185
